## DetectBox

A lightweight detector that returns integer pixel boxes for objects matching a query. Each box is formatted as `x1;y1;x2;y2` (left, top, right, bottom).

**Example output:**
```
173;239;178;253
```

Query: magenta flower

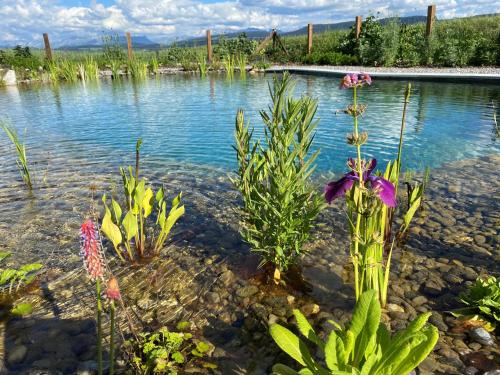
324;158;396;207
339;73;372;89
80;219;105;280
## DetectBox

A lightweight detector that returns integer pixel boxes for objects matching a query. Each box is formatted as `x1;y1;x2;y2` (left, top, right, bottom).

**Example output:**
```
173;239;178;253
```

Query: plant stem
395;83;411;198
352;85;364;300
110;301;116;375
96;279;103;375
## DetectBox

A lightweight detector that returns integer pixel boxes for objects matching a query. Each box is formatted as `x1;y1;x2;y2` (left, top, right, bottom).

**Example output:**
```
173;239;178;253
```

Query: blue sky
1;0;498;47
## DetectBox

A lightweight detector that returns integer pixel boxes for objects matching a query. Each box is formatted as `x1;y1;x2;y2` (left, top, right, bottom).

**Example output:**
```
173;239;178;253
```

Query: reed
149;56;159;74
223;54;235;78
109;60;121;79
196;53;208;76
236;53;247;77
59;59;79;82
84;56;100;81
1;121;32;189
127;59;148;79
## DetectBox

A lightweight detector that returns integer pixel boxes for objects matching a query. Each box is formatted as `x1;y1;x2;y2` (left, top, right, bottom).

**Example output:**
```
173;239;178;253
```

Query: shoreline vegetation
0;13;499;83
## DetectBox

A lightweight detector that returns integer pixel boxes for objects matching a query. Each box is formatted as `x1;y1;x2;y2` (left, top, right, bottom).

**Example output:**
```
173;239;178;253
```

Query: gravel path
267;65;500;82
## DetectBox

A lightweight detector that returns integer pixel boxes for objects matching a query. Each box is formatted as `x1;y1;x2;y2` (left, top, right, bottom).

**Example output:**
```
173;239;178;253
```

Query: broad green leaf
122;211;138;241
162;205;185;234
18;263;42;273
0;251;11;262
142;187;154;218
293;309;322;347
402;196;421;231
102;207;123;248
171;351;184;364
155;187;164;203
11;303;33;316
0;269;17;285
272;364;300;375
350;290;380;365
111;199;122;224
325;331;338;371
269;324;314;367
134;180;146;205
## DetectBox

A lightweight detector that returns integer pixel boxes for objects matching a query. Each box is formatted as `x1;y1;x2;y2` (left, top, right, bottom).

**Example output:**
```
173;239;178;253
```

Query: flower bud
106;276;121;300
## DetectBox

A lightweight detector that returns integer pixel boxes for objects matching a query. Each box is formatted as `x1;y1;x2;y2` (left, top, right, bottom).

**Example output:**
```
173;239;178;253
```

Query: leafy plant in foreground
123;322;216;374
0;251;42;294
270;290;439;375
1;121;32;189
100;140;185;261
452;276;500;331
325;75;424;306
231;73;324;280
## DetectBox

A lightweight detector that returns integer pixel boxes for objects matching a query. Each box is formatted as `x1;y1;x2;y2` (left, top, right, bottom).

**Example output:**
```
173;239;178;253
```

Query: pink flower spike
80;219;105;281
105;276;121;300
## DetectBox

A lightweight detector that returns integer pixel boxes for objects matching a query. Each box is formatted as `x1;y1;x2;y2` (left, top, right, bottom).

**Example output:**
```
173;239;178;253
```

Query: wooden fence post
307;23;313;54
206;30;212;63
126;32;133;60
355;16;362;39
43;33;52;61
426;5;436;37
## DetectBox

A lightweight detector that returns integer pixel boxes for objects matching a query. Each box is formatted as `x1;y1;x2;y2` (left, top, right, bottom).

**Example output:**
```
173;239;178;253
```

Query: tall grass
236;53;247;77
223;54;235;78
109;60;121;79
1;121;32;189
59;60;79;82
127;59;148;79
84;56;100;81
196;53;208;76
149;56;159;74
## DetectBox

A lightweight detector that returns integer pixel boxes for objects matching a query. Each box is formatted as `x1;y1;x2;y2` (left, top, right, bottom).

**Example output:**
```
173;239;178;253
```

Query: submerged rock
469;327;495;346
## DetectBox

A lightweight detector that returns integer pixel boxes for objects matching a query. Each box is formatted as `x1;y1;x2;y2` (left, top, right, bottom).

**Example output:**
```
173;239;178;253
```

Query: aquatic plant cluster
1;71;497;374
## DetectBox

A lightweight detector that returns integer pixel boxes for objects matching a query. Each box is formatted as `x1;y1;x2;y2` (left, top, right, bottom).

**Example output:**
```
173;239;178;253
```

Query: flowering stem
96;279;103;375
352;85;364;300
109;300;116;375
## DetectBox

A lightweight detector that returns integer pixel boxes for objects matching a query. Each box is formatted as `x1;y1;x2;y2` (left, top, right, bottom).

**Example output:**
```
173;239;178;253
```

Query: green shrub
123;322;216;373
270;290;439;375
301;51;357;65
214;33;257;57
231;73;324;278
397;24;426;66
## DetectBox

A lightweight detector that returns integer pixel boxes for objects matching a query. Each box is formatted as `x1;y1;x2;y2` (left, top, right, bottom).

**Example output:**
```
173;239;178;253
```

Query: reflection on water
0;73;498;174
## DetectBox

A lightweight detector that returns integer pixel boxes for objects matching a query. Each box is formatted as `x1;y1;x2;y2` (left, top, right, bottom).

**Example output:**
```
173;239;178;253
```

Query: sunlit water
1;73;499;174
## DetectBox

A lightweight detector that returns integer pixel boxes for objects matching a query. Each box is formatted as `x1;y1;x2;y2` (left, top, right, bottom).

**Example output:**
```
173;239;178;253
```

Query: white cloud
0;0;498;47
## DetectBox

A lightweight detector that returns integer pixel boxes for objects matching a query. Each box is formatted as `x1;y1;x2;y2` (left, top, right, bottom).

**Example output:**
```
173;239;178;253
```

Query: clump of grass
223;54;235;78
59;59;78;82
47;61;60;82
236;53;247;77
109;60;121;79
149;56;159;74
196;53;208;76
84;56;100;81
127;59;148;79
1;121;32;189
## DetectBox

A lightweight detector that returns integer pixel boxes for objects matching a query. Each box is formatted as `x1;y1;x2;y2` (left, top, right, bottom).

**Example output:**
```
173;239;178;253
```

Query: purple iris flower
324;158;396;207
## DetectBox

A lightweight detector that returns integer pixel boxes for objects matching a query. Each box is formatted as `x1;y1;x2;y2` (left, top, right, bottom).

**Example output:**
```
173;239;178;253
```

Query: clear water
0;73;499;175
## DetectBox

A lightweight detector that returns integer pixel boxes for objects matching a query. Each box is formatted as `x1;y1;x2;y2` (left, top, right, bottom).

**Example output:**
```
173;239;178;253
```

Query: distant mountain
58;35;161;50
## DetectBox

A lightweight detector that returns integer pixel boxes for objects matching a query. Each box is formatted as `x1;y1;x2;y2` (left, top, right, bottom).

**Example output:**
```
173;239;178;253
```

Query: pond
1;73;499;174
0;73;499;374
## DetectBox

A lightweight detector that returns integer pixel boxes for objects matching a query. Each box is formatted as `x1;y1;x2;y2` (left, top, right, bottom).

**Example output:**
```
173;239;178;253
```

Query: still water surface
1;73;499;174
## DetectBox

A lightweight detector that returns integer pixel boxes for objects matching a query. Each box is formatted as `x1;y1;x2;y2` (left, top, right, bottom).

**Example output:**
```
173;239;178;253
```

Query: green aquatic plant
47;61;60;82
270;290;439;375
128;59;148;79
149;56;159;75
1;121;32;189
452;276;500;331
59;59;79;82
84;56;100;81
109;60;121;79
123;322;216;374
325;76;425;306
0;251;42;294
223;54;235;78
236;53;247;77
100;141;184;261
231;73;323;280
196;53;208;76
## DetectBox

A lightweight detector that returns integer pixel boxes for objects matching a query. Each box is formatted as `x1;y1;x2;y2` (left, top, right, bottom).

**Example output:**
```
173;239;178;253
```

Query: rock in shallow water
7;344;27;364
469;327;495;346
